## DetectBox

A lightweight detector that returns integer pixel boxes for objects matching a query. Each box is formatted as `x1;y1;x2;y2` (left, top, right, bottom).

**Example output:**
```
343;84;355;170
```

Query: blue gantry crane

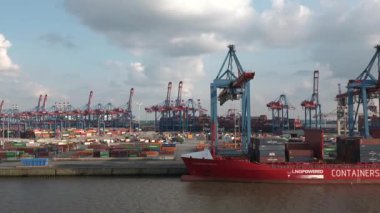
210;44;254;156
336;45;380;138
301;70;322;129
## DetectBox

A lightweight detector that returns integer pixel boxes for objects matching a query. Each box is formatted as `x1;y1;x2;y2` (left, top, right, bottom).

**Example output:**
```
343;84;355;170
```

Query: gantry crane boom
0;100;4;115
162;81;173;121
87;91;93;113
42;94;47;112
165;82;172;108
127;88;134;113
176;81;183;107
337;45;380;137
211;44;254;155
36;94;43;112
301;70;321;129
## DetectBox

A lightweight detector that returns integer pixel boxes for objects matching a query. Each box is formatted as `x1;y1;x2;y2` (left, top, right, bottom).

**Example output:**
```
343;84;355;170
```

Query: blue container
21;158;49;166
162;144;176;147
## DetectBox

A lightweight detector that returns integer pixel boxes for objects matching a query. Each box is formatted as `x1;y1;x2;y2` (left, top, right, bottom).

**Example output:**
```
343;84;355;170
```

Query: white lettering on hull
288;170;324;179
331;169;380;178
290;170;324;174
298;175;324;179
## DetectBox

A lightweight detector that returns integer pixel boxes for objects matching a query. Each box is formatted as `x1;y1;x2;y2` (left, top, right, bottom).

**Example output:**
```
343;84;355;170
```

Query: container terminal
2;45;380;181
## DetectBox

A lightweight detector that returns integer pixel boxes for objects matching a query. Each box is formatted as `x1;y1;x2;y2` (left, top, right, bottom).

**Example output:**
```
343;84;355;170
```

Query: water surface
0;177;379;213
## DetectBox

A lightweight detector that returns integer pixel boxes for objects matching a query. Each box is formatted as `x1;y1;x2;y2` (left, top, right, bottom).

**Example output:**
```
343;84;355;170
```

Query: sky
1;0;380;120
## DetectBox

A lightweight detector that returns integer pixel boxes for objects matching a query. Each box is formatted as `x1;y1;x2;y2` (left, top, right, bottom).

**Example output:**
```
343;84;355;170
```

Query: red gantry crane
267;94;294;133
145;81;205;132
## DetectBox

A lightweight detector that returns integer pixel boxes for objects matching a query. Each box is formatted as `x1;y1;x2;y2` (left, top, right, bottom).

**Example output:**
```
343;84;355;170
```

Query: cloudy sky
1;0;380;119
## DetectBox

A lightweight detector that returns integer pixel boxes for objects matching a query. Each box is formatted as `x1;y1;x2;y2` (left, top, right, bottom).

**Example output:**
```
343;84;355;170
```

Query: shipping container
258;156;286;163
254;138;286;145
21;158;49;166
288;149;314;157
255;150;285;158
100;151;109;158
257;145;285;151
288;156;316;162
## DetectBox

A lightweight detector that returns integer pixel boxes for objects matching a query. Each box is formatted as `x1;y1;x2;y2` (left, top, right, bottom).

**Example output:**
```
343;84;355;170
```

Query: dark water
0;177;379;213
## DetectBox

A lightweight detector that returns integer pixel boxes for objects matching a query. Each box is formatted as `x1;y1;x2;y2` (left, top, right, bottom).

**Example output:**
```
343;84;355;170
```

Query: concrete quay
0;140;198;177
0;161;187;177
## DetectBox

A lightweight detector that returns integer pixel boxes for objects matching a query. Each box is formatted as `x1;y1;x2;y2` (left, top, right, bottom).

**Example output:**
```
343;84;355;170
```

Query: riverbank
0;141;198;177
0;160;187;177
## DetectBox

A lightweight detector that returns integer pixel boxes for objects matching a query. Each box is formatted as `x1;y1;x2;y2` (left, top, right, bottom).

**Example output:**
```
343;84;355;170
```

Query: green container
324;147;336;152
6;152;17;158
128;147;141;151
7;157;18;161
128;154;137;157
13;143;26;147
100;151;109;158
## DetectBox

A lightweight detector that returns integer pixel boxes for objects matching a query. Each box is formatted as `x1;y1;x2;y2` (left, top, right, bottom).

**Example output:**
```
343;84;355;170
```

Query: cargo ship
181;44;380;184
181;129;380;184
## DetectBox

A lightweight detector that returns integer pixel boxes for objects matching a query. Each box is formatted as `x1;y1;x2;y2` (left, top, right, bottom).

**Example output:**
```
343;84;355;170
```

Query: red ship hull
181;156;380;184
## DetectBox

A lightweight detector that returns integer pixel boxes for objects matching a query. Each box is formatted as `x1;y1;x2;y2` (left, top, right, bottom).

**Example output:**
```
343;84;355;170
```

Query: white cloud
130;62;144;73
63;0;380;115
105;57;205;103
153;57;205;99
253;0;312;46
129;62;147;82
0;75;64;110
0;33;19;72
64;0;254;56
105;60;148;84
63;0;315;54
167;33;226;56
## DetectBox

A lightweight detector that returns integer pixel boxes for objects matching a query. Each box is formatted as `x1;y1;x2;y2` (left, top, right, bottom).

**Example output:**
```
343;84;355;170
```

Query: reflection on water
0;177;379;213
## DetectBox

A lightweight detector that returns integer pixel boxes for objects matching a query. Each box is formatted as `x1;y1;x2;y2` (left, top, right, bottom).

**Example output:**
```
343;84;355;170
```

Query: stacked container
337;137;380;163
360;139;380;163
109;149;128;157
288;149;315;162
161;144;176;155
337;137;361;163
254;138;286;163
21;158;49;166
35;147;49;158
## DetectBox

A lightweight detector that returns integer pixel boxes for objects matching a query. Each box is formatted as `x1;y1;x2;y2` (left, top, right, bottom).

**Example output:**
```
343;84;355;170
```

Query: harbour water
1;177;379;213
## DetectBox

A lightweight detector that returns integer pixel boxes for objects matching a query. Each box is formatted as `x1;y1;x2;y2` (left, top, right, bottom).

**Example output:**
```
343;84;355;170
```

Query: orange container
144;151;159;157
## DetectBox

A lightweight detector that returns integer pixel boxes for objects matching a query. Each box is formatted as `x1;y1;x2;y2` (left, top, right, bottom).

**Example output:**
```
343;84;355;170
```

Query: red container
304;129;324;160
286;143;310;150
0;152;6;159
36;152;49;157
360;138;380;145
93;150;100;158
288;149;314;157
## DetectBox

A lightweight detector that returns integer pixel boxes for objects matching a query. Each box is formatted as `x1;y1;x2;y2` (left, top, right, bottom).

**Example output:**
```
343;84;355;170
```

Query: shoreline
0;160;187;177
0;135;200;177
